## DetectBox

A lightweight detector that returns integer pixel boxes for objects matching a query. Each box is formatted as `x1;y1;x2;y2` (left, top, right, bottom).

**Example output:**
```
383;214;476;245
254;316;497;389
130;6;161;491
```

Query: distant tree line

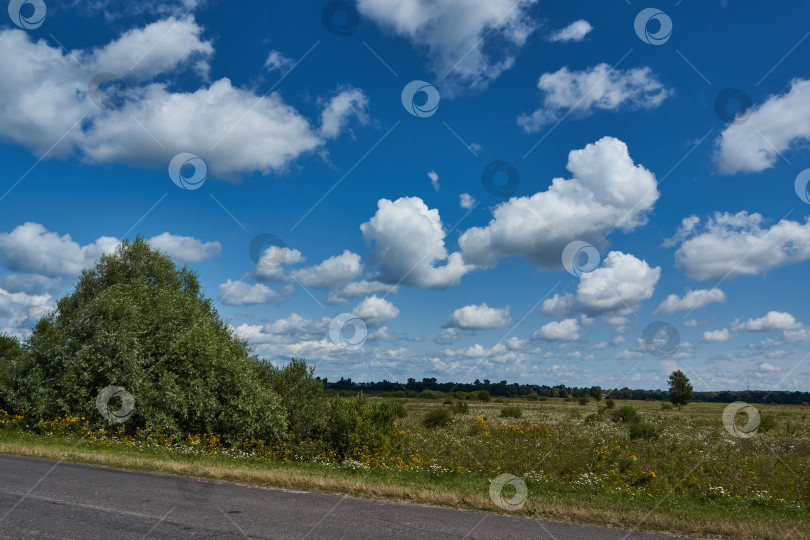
320;376;810;405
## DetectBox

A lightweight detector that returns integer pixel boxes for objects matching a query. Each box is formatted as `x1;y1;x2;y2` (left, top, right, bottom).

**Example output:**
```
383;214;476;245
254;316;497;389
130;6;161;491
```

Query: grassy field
1;397;808;539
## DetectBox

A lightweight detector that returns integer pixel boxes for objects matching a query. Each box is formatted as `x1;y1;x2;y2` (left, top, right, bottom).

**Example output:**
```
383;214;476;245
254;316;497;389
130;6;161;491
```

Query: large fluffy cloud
518;64;670;132
361;197;476;288
353;296;400;327
576;251;660;315
0;223;222;277
443;303;511;330
670;212;810;281
715;79;810;174
459;137;659;268
357;0;538;94
0;19;367;179
0;223;118;277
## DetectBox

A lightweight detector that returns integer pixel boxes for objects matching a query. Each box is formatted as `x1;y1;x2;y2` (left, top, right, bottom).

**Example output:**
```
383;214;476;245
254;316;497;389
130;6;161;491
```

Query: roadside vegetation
0;239;807;539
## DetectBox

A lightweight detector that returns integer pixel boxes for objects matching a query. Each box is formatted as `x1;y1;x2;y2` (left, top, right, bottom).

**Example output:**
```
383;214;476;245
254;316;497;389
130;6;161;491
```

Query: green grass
1;397;808;540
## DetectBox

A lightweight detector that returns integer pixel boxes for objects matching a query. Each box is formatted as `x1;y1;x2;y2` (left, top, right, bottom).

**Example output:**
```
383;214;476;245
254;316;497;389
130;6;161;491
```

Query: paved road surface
0;454;688;539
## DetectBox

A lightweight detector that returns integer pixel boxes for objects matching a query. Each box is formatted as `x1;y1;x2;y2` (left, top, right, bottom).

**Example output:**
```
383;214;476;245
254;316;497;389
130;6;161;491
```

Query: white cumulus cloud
654;288;727;315
459;137;659;268
715;78;810;174
357;0;538;95
362;197;476;289
0;20;368;180
148;232;221;263
518;64;670;132
547;20;593;42
533;318;580;341
353;295;400;327
291;250;362;289
217;280;294;306
671;212;810;281
443;303;511;330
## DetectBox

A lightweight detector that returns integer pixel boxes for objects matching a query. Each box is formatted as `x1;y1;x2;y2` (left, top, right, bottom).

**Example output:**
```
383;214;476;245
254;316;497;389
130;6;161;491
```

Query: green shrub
419;389;441;399
525;394;539;401
324;394;404;456
451;401;469;414
339;390;358;398
759;413;778;432
564;397;574;403
604;399;616;409
257;358;324;439
629;421;658;439
660;402;674;411
611;405;640;424
405;390;418;398
383;390;406;398
584;413;601;423
389;400;408;419
443;397;453;405
423;407;453;428
494;398;505;403
802;402;809;407
500;406;522;419
477;390;491;402
537;396;548;402
578;397;589;405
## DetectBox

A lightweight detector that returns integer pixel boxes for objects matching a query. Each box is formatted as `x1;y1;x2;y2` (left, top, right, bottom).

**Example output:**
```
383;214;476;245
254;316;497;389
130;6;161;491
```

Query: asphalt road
0;454;688;539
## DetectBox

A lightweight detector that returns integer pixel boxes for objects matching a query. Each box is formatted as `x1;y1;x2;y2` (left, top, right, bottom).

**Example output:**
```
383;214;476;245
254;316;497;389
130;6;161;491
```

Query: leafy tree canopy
6;237;286;441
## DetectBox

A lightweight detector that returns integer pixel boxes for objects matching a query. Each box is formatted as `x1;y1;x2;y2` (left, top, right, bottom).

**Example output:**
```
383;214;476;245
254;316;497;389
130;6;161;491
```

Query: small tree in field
668;370;694;410
590;386;603;402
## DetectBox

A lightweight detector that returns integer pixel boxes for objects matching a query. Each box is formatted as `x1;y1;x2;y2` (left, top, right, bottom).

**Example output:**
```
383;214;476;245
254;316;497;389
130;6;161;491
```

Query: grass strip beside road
0;430;806;540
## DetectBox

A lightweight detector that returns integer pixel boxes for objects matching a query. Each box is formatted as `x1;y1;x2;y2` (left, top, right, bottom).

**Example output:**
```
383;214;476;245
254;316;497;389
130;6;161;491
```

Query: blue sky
2;0;810;391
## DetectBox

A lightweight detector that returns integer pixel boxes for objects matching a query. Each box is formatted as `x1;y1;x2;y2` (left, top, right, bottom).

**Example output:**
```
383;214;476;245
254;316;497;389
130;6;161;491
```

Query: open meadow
2;395;808;539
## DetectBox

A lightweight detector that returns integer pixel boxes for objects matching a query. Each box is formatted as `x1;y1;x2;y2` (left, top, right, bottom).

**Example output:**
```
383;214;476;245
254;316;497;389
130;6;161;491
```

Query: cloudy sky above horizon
2;0;810;391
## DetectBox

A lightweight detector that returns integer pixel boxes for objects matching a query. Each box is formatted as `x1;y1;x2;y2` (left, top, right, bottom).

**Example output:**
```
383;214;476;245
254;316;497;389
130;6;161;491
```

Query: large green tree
7;238;286;441
668;370;694;410
0;334;23;410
